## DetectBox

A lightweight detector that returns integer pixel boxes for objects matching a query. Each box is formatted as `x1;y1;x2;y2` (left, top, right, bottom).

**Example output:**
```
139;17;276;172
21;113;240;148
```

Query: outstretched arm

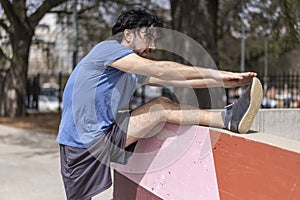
145;71;256;88
110;53;220;80
110;53;256;88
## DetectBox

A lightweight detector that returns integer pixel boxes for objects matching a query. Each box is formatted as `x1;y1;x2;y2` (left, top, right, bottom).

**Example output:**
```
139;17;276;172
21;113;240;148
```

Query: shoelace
224;102;235;110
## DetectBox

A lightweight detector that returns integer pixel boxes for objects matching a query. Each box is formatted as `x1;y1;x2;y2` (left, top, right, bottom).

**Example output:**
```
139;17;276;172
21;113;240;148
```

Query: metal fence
26;73;63;111
227;71;300;108
28;71;300;111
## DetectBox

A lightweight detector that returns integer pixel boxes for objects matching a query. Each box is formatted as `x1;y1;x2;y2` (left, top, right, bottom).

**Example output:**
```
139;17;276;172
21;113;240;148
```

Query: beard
129;41;152;58
134;49;152;58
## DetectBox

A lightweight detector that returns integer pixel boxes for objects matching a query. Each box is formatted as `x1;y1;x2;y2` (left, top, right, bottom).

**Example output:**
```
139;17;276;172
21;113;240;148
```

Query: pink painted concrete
114;124;220;200
114;124;300;200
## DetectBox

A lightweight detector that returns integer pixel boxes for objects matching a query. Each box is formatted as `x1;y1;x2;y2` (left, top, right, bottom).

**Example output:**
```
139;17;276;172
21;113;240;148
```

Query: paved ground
0;124;113;200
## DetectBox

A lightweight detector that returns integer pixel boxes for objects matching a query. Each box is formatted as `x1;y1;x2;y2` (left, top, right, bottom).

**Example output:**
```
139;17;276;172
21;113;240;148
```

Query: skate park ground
0;122;113;200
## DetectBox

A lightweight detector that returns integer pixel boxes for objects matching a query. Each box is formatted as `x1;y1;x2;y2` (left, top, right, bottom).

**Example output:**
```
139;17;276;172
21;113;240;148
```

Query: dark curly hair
112;9;164;41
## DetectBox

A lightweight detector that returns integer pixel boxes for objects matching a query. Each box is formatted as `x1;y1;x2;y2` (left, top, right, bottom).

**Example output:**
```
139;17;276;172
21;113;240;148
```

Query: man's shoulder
95;40;120;48
91;40;131;54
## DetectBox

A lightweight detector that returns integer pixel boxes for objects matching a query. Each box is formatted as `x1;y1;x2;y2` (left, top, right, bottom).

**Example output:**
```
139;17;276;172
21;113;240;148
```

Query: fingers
219;71;258;82
240;72;257;77
230;72;257;81
224;76;254;88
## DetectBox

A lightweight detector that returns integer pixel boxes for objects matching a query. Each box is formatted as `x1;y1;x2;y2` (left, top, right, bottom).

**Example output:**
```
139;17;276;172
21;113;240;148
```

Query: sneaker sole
238;77;263;134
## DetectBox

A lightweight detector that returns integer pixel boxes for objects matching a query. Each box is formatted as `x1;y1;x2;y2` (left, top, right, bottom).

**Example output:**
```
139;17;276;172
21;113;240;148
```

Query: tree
54;0;164;63
218;0;300;74
0;0;66;117
0;0;167;117
170;0;299;108
170;0;224;109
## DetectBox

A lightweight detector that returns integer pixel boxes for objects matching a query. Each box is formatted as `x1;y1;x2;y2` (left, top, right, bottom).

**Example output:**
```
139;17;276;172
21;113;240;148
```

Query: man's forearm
156;61;216;80
146;77;223;88
110;53;216;81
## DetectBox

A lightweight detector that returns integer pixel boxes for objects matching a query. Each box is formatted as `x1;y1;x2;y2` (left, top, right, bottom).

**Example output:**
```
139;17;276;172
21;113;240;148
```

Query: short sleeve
86;40;134;67
136;74;148;84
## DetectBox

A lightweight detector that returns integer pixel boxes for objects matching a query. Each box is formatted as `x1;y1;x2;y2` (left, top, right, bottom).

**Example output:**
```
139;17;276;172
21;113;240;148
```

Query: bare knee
138;96;173;122
147;96;172;120
151;96;181;112
131;96;176;123
151;96;174;106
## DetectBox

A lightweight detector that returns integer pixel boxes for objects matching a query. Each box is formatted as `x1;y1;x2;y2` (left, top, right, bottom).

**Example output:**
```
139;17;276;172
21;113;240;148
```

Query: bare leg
126;96;224;147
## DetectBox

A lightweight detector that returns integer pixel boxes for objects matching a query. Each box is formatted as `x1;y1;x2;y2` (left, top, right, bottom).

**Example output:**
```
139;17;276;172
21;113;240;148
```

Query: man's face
129;27;158;58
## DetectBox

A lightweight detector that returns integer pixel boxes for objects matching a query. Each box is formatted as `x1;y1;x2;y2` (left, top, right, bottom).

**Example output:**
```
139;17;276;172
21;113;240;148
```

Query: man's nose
148;41;156;51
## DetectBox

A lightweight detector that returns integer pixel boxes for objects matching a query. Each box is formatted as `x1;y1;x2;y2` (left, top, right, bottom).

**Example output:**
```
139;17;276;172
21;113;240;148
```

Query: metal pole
58;71;62;111
264;39;268;94
241;8;245;73
72;0;78;70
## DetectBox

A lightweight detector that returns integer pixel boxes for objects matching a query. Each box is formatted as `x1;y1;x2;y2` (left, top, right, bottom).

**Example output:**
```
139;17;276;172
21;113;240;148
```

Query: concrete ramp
113;124;300;200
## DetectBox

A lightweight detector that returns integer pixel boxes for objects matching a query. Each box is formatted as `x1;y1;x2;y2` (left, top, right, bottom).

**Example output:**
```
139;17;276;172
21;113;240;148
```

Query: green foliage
218;0;300;74
54;0;170;59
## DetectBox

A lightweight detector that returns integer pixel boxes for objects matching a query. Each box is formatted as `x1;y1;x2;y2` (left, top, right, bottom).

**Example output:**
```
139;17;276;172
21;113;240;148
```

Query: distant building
29;14;73;77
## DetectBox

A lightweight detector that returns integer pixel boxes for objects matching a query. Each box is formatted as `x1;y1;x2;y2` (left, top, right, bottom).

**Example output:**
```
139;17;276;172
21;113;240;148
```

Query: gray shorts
59;111;137;200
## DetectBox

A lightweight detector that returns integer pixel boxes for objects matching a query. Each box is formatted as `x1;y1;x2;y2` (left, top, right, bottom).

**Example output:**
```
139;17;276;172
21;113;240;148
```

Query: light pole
264;38;268;94
240;4;245;73
72;0;78;70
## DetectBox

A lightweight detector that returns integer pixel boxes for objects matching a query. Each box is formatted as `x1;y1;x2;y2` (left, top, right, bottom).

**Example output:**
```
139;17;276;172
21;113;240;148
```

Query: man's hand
217;71;257;88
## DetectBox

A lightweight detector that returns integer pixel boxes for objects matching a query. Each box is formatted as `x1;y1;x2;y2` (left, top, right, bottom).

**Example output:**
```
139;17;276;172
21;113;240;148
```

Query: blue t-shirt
56;40;147;148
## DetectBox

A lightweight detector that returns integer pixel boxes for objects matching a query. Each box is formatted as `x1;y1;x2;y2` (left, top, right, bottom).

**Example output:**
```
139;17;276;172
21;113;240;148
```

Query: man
57;9;263;200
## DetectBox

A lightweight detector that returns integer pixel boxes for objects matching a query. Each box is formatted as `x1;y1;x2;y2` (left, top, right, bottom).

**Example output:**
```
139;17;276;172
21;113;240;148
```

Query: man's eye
145;33;153;38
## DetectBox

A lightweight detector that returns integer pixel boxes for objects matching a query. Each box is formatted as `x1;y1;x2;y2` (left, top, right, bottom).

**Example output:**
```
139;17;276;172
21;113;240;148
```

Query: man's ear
123;29;133;43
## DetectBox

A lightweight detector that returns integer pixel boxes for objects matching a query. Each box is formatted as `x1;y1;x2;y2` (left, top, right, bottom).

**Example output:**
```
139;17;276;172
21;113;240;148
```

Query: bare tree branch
0;0;18;25
0;18;10;32
0;46;10;62
49;5;96;15
29;0;66;27
48;9;72;15
11;0;26;19
0;0;28;32
78;5;97;15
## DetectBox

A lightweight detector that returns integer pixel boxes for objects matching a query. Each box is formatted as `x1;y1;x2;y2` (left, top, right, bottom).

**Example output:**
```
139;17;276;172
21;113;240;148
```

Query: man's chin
141;52;150;58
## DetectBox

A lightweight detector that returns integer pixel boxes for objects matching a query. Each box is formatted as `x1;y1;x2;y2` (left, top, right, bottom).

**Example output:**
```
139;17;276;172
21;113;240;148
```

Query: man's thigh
126;97;171;146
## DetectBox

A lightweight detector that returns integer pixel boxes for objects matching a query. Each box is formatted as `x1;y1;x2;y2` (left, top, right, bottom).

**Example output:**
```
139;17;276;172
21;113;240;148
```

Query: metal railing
227;71;300;108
